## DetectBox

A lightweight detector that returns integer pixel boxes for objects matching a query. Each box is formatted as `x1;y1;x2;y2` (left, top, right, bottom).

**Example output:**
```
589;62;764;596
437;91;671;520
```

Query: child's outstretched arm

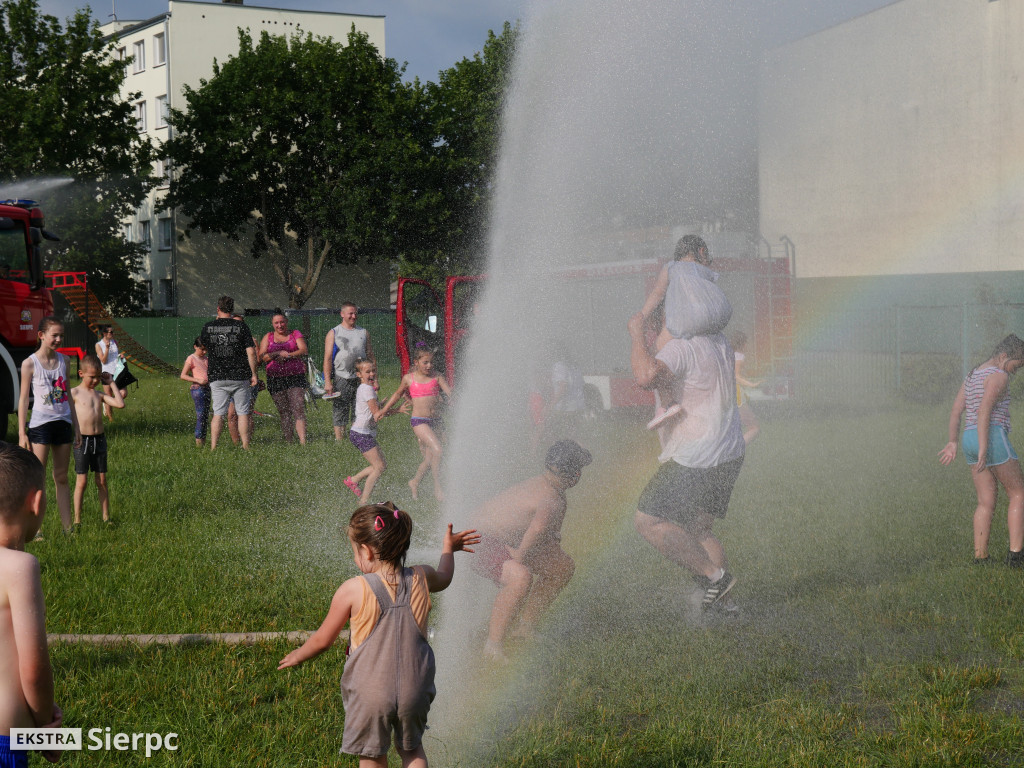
422;524;481;592
278;577;360;669
437;375;453;398
378;376;411;413
369;393;411;422
939;382;967;466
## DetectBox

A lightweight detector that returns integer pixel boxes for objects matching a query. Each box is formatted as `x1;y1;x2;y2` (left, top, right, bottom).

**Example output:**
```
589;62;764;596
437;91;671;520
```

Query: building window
153;33;166;66
134;100;146;132
133;40;145;72
117;46;126;61
155;95;168;128
143;280;152;309
139;220;151;246
158;218;173;250
122;222;133;241
155;158;170;187
160;278;174;309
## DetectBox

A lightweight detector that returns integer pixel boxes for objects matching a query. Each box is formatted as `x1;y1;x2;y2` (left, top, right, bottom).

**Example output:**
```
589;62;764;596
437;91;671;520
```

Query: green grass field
11;375;1024;766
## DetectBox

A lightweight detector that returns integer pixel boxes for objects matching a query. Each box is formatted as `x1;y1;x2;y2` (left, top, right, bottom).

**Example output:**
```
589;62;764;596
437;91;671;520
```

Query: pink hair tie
374;516;385;531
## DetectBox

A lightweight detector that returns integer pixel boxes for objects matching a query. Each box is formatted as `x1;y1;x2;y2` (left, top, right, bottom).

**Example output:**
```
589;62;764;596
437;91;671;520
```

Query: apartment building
100;0;387;314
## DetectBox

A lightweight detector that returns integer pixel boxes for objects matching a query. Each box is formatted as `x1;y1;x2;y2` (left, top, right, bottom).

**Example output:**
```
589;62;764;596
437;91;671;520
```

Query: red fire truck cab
0;199;59;439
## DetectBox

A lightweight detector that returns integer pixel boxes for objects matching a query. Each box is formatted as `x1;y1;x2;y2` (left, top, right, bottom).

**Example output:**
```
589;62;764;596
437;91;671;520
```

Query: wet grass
22;378;1024;765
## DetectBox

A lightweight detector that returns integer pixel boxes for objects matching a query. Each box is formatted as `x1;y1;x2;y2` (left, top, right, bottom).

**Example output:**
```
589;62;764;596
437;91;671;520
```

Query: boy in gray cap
472;440;592;661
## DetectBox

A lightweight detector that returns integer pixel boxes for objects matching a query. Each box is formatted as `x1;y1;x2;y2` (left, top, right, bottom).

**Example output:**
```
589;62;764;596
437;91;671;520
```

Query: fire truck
0;199;59;440
394;248;793;408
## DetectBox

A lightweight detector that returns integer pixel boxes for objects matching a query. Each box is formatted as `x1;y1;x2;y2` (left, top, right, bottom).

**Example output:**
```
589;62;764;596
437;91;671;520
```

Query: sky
35;0;899;85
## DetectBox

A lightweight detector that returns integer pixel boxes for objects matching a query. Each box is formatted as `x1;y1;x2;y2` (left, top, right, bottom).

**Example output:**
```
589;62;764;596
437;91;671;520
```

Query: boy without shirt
472;440;592;661
0;443;62;766
70;355;124;526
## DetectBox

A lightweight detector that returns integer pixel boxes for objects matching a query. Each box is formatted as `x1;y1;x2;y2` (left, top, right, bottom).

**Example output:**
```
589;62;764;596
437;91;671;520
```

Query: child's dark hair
728;330;748;351
993;334;1024;362
413;343;433;361
80;354;102;372
348;501;413;569
0;443;44;519
674;234;710;265
353;357;373;371
193;337;203;348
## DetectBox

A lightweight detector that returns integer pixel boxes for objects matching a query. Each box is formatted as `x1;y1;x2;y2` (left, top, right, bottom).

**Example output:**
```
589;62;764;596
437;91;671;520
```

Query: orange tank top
349;566;431;648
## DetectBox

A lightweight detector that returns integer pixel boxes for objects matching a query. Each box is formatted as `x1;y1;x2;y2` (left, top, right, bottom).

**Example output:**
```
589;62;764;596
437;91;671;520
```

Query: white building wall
101;0;386;314
759;0;1024;279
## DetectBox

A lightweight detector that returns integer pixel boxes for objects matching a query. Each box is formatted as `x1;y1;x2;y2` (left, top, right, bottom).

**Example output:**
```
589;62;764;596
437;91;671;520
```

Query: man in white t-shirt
322;302;375;441
628;311;745;613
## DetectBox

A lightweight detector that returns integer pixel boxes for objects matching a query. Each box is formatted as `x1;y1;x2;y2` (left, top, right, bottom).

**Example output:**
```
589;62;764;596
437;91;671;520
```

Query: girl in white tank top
17;317;80;533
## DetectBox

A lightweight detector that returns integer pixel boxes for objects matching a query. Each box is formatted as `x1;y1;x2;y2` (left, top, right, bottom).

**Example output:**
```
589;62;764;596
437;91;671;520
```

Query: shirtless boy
0;443;62;766
70;355;124;526
472;440;592;661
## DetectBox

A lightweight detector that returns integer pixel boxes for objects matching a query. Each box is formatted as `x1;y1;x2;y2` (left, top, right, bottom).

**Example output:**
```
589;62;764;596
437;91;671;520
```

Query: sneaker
343;477;361;497
713;598;741;618
1006;550;1024;568
701;571;736;611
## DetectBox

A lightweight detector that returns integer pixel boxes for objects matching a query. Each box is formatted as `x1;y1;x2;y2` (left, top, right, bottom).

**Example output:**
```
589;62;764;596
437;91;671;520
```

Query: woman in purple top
258;311;309;445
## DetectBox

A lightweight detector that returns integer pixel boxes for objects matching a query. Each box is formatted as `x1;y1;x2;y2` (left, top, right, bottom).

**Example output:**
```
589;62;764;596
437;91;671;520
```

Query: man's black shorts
637;455;744;526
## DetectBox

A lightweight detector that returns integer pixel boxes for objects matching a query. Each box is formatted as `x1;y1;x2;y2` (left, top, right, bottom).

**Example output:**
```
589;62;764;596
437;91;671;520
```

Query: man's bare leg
238;414;251;449
634;510;718;580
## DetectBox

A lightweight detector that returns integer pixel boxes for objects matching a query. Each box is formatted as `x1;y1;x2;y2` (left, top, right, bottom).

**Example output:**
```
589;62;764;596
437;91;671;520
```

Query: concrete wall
759;0;1024;280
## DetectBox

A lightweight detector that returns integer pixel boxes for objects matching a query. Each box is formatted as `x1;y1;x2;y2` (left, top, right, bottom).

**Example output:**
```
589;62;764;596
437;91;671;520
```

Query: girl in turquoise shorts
939;334;1024;565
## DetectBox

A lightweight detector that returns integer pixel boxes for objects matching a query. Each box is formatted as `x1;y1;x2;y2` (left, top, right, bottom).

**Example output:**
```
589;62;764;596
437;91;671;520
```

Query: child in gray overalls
279;502;479;767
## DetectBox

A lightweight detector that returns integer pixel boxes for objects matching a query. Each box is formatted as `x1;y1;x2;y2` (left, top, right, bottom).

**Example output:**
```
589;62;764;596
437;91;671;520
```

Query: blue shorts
962;426;1018;467
0;736;28;768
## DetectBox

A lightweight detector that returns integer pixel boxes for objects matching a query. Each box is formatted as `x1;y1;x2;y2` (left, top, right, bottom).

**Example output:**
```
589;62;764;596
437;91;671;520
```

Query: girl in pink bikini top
408;378;440;398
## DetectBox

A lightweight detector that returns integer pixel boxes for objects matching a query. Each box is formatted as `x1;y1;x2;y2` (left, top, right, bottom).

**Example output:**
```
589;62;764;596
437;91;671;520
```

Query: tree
413;22;519;281
0;0;154;314
164;28;441;309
